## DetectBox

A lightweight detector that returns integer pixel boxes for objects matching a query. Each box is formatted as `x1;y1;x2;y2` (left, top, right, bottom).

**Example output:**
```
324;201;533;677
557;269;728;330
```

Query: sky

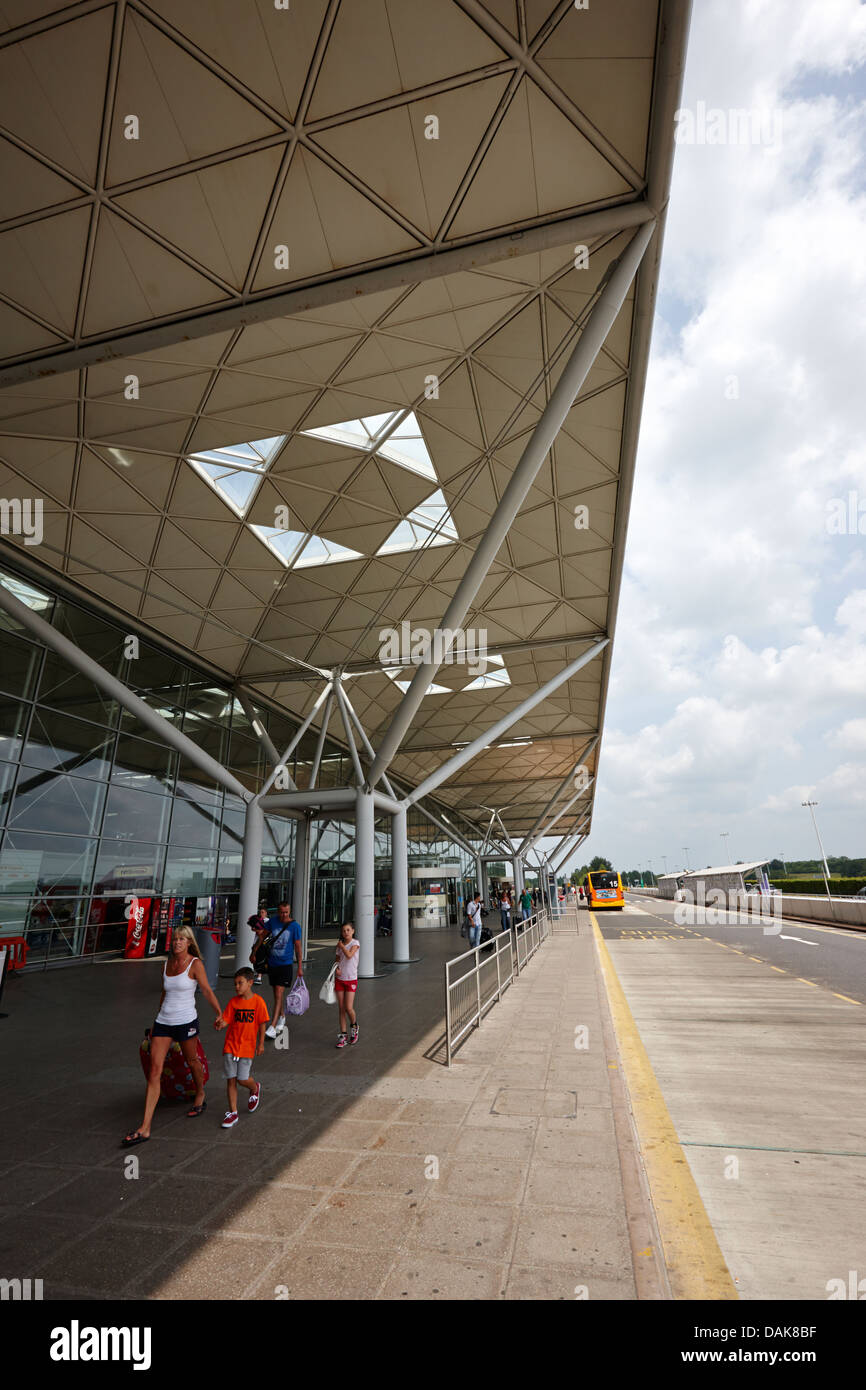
559;0;866;877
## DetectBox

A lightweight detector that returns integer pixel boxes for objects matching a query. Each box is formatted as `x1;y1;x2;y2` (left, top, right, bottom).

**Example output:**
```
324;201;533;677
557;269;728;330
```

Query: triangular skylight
383;669;451;695
188;436;286;517
377;489;458;556
295;535;364;568
303;410;437;481
249;525;309;567
463;655;511;691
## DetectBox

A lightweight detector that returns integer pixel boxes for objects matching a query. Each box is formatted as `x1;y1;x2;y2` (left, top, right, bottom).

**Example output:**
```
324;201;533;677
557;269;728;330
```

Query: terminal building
0;0;688;978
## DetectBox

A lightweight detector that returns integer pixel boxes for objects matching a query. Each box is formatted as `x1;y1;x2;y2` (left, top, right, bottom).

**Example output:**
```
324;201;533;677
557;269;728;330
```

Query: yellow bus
583;870;625;910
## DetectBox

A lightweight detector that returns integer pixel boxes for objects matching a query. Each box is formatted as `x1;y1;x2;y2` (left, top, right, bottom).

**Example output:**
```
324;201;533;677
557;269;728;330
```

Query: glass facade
0;570;482;967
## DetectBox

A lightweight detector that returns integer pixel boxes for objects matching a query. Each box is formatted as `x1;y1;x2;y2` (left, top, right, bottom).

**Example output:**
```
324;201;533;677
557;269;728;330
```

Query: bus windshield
589;872;619;891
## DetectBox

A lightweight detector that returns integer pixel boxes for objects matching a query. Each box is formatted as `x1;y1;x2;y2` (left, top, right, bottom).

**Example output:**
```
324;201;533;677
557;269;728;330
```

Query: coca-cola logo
129;897;146;943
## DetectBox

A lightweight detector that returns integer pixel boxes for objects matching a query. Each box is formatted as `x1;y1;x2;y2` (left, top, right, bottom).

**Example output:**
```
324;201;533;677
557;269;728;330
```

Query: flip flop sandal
186;1100;207;1117
121;1131;149;1147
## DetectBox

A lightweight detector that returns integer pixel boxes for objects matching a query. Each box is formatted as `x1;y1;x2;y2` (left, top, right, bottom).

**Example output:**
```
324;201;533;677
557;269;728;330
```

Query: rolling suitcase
139;1028;210;1100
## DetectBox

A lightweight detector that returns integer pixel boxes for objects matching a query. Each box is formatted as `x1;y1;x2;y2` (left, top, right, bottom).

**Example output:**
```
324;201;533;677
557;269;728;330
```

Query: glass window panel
0;573;53;634
23;706;113;780
175;763;221;804
0;832;97;896
38;650;121;727
93;839;164;894
217;850;242;893
123;646;187;709
0;630;41;700
168;793;222;850
263;815;294;859
185;683;235;728
0;692;28;762
112;735;177;795
102;783;171;844
219;807;245;848
162;850;217;897
227;731;262;781
5;770;105;836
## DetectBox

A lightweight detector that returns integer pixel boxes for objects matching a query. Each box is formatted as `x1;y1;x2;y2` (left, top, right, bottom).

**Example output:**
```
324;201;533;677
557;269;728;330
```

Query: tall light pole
802;801;832;899
720;831;730;863
779;851;787;875
661;855;668;875
682;846;691;870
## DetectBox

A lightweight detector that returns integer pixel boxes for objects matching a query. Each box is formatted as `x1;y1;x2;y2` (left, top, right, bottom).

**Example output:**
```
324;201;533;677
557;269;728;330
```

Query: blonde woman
122;926;222;1146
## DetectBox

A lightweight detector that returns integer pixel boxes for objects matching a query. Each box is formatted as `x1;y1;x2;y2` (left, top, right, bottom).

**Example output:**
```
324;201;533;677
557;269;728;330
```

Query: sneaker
349;1022;359;1045
336;1032;348;1049
254;974;262;984
221;1111;238;1129
248;1083;261;1113
265;1025;277;1039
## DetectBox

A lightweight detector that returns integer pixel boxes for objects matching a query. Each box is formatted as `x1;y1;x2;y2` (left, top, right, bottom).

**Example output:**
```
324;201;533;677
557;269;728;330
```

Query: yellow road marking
771;966;786;973
797;977;818;987
592;913;738;1301
833;992;862;1005
748;956;762;962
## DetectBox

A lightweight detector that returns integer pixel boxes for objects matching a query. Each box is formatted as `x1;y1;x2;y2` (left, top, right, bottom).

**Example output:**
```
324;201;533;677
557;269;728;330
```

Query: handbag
251;922;287;971
319;963;337;1005
284;975;310;1016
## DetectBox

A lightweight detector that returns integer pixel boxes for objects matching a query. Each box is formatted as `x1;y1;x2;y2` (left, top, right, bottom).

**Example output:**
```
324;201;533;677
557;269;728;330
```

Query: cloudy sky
566;0;866;876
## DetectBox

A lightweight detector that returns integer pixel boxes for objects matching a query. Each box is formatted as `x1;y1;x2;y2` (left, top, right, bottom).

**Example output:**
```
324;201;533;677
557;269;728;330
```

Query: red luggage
139;1028;210;1100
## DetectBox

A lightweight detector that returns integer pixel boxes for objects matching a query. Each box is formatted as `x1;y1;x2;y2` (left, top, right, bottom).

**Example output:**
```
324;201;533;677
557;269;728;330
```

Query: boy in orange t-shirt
214;968;269;1128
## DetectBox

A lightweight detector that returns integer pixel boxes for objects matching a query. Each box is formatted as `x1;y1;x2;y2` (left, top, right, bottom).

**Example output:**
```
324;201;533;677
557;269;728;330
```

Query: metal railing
444;909;551;1065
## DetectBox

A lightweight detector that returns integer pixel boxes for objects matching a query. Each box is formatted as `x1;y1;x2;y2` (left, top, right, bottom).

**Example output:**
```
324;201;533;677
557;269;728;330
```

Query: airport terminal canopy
0;0;690;845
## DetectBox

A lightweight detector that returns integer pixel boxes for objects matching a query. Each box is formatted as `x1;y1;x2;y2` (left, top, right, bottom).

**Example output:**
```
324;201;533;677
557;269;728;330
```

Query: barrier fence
444;908;551;1066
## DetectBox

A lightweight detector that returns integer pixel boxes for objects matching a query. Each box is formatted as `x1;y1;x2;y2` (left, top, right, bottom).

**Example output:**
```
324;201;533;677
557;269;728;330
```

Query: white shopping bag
319;963;337;1005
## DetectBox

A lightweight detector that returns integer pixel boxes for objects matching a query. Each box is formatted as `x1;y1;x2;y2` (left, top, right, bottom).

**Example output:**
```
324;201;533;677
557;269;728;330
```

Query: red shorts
335;978;357;993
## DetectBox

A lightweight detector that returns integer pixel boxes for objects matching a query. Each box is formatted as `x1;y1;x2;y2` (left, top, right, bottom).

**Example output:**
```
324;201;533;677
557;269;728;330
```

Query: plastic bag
319;963;337;1005
284;974;310;1017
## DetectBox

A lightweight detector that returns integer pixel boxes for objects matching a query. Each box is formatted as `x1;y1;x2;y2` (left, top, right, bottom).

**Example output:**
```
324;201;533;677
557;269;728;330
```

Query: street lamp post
720;831;731;862
802;801;832;899
682;846;691;871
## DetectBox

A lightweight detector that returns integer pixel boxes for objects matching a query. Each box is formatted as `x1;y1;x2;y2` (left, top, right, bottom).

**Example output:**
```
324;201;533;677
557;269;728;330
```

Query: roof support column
355;786;376;979
391;804;411;964
516;737;598;854
367;219;655;787
236;800;264;973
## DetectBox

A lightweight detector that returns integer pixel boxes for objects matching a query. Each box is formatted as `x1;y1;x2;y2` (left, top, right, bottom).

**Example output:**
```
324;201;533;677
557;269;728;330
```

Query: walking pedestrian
122;926;221;1146
519;885;533;922
215;967;269;1128
334;921;360;1049
248;904;269;983
262;902;303;1039
500;887;512;933
467;892;483;948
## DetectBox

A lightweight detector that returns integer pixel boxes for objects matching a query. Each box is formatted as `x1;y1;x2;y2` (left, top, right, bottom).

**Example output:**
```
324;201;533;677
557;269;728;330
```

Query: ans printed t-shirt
267;917;301;965
222;993;270;1058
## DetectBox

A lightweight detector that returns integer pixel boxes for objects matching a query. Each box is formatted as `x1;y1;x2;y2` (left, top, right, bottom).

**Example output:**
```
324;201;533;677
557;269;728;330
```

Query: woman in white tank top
123;925;222;1147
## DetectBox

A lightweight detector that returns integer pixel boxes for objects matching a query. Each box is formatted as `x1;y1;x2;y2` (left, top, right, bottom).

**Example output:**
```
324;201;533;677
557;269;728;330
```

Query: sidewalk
0;920;654;1300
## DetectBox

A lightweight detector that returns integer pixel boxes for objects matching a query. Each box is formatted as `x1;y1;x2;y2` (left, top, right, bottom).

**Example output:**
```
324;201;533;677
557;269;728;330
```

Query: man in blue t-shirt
264;901;303;1039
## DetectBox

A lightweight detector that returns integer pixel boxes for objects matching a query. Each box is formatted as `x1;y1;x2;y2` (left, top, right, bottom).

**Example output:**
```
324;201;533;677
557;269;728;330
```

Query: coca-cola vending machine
124;896;151;959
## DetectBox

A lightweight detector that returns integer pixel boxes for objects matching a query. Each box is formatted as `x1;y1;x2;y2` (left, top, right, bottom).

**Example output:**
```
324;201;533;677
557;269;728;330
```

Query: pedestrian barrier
444;909;551;1066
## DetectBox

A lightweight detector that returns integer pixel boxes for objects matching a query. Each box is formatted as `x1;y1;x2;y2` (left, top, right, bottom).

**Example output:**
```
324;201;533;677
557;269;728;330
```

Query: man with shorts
263;901;303;1039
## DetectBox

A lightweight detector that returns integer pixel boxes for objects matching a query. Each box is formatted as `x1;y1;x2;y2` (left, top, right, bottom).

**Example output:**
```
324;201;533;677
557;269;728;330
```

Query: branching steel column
355;787;376;978
293;813;312;963
526;779;595;851
391;804;410;964
405;639;608;806
236;690;281;768
236;800;264;972
516;736;598;854
309;687;335;789
367;219;655;787
258;684;332;797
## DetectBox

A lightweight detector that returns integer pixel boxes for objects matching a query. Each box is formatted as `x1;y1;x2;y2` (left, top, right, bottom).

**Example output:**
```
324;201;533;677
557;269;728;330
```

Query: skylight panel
294;534;364;568
463;657;511;692
303;410;437;480
187;435;286;517
383;669;450;695
377;489;457;555
249;525;309;567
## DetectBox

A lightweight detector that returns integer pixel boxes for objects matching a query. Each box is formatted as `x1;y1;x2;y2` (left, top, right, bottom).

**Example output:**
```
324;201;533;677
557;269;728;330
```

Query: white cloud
576;1;866;874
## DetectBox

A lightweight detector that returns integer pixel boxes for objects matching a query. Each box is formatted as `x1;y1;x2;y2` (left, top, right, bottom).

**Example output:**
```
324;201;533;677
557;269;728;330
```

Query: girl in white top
122;925;222;1147
334;921;360;1049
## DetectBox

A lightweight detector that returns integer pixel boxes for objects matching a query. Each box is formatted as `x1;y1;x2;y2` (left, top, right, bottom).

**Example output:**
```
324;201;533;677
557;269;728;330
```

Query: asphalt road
597;893;866;1005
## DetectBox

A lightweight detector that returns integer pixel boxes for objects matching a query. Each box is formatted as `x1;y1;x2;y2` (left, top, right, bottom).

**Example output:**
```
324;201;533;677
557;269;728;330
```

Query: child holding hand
214;967;269;1128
